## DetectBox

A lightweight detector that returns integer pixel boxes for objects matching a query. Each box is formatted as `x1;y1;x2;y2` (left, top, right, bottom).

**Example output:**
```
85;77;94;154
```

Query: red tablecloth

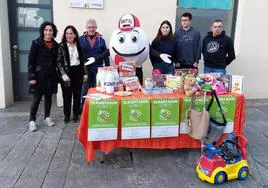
78;89;245;162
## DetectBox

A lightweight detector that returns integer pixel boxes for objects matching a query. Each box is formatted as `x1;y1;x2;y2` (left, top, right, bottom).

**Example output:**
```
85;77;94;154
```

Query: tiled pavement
0;99;267;188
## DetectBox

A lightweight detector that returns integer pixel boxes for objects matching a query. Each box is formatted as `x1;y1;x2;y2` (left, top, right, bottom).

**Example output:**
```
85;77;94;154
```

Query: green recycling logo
97;110;110;123
159;109;171;120
129;109;142;122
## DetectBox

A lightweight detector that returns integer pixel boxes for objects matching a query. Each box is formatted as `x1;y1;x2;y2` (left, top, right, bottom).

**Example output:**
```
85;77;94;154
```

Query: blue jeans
204;66;226;74
153;61;174;74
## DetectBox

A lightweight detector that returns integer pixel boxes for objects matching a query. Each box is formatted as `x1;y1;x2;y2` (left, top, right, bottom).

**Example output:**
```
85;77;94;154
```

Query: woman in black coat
28;22;59;132
57;25;88;124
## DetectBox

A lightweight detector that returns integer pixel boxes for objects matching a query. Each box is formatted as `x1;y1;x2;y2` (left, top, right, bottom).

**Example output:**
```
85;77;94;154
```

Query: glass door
8;0;53;100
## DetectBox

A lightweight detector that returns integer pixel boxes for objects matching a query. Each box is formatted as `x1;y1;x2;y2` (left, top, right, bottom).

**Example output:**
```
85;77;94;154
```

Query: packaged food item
103;67;117;94
165;75;182;91
141;87;173;95
144;77;154;91
152;74;167;87
121;76;141;92
118;61;136;77
96;67;105;92
174;68;198;77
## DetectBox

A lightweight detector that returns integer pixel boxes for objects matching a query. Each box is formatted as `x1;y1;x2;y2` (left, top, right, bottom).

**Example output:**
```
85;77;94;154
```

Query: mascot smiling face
109;14;149;67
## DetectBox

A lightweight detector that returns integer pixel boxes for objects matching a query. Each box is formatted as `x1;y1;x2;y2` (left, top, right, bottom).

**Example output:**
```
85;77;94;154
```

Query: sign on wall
70;0;104;9
178;0;233;10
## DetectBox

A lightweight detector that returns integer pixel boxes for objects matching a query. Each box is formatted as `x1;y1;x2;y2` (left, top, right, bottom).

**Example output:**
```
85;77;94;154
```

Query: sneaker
44;117;55;127
29;121;37;132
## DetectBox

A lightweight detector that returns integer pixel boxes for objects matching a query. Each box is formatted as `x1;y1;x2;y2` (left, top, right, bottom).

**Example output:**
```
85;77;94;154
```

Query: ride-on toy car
196;133;251;184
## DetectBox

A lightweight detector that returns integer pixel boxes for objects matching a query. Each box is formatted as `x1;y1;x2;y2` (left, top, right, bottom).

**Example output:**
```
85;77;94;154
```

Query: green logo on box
152;98;179;126
88;100;119;129
121;99;150;127
209;96;236;122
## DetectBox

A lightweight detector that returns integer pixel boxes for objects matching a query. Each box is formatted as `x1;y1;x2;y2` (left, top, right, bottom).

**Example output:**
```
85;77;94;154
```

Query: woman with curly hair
28;21;59;132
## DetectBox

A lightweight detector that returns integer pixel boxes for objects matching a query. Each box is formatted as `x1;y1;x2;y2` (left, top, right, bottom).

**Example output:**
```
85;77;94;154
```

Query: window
176;0;238;40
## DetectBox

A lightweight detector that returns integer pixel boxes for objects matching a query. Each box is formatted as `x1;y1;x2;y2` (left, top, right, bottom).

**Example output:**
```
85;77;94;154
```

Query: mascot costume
109;13;149;84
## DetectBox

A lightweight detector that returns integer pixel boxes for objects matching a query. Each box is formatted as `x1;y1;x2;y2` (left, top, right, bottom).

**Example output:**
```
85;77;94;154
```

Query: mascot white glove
84;57;96;66
160;54;172;64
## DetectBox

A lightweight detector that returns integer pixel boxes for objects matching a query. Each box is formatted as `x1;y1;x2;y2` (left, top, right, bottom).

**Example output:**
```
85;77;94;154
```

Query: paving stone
42;171;66;188
105;149;133;169
0;132;43;180
64;170;106;188
0;176;17;188
106;168;138;188
14;134;61;187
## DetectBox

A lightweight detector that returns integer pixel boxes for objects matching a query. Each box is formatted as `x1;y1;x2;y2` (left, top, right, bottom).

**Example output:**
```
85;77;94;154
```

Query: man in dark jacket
79;19;110;110
174;12;201;69
202;19;236;74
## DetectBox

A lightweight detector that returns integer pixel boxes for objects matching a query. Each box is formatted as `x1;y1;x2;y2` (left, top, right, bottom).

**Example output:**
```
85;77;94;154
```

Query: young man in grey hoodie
174;12;201;69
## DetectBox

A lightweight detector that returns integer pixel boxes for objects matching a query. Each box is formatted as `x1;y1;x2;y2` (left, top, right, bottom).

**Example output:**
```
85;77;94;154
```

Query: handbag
186;92;210;140
204;90;227;144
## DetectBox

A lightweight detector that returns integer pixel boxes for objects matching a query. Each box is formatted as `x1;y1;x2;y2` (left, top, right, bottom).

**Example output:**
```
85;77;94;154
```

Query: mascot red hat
119;14;140;31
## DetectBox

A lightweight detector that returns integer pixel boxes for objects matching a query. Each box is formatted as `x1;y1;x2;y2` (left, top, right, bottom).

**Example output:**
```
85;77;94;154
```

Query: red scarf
84;32;101;48
44;40;53;49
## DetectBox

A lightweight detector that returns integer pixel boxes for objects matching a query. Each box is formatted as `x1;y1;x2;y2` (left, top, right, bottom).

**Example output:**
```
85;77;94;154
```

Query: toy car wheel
214;171;227;185
238;167;249;180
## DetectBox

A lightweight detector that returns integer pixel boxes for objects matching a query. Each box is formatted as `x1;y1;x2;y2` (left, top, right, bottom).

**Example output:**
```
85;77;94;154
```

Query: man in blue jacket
79;19;110;109
174;12;201;69
202;19;235;74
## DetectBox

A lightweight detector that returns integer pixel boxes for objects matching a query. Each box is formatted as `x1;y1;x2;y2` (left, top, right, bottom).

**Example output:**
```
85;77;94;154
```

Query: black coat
202;31;235;69
57;41;88;79
28;37;59;94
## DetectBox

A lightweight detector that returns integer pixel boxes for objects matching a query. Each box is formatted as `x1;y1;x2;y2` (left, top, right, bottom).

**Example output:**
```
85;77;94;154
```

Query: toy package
231;75;244;94
152;74;167;87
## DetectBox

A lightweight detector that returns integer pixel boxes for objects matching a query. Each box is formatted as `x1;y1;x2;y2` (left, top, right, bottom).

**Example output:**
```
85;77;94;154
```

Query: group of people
27;12;235;132
150;12;235;75
28;19;109;132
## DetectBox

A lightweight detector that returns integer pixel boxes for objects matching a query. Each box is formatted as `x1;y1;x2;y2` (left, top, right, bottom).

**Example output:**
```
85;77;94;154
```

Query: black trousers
30;92;52;121
80;67;98;111
136;67;143;86
61;66;83;120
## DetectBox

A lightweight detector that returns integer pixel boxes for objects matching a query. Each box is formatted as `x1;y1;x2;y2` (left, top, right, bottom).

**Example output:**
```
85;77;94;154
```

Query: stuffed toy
183;75;202;96
184;75;197;97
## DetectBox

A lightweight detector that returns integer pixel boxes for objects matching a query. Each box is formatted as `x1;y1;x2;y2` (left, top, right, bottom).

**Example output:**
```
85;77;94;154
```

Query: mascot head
109;14;149;67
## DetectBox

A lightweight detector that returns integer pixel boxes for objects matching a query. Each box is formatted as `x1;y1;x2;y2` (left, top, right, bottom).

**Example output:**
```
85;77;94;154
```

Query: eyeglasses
88;26;96;29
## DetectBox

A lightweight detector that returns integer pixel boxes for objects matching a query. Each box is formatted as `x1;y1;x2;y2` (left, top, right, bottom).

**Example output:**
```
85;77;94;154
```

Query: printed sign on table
180;96;236;134
121;99;150;139
180;96;212;134
88;100;119;141
151;98;179;138
209;96;236;133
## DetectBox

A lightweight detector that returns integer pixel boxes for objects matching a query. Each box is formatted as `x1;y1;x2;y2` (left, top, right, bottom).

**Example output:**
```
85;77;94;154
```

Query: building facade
0;0;267;108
